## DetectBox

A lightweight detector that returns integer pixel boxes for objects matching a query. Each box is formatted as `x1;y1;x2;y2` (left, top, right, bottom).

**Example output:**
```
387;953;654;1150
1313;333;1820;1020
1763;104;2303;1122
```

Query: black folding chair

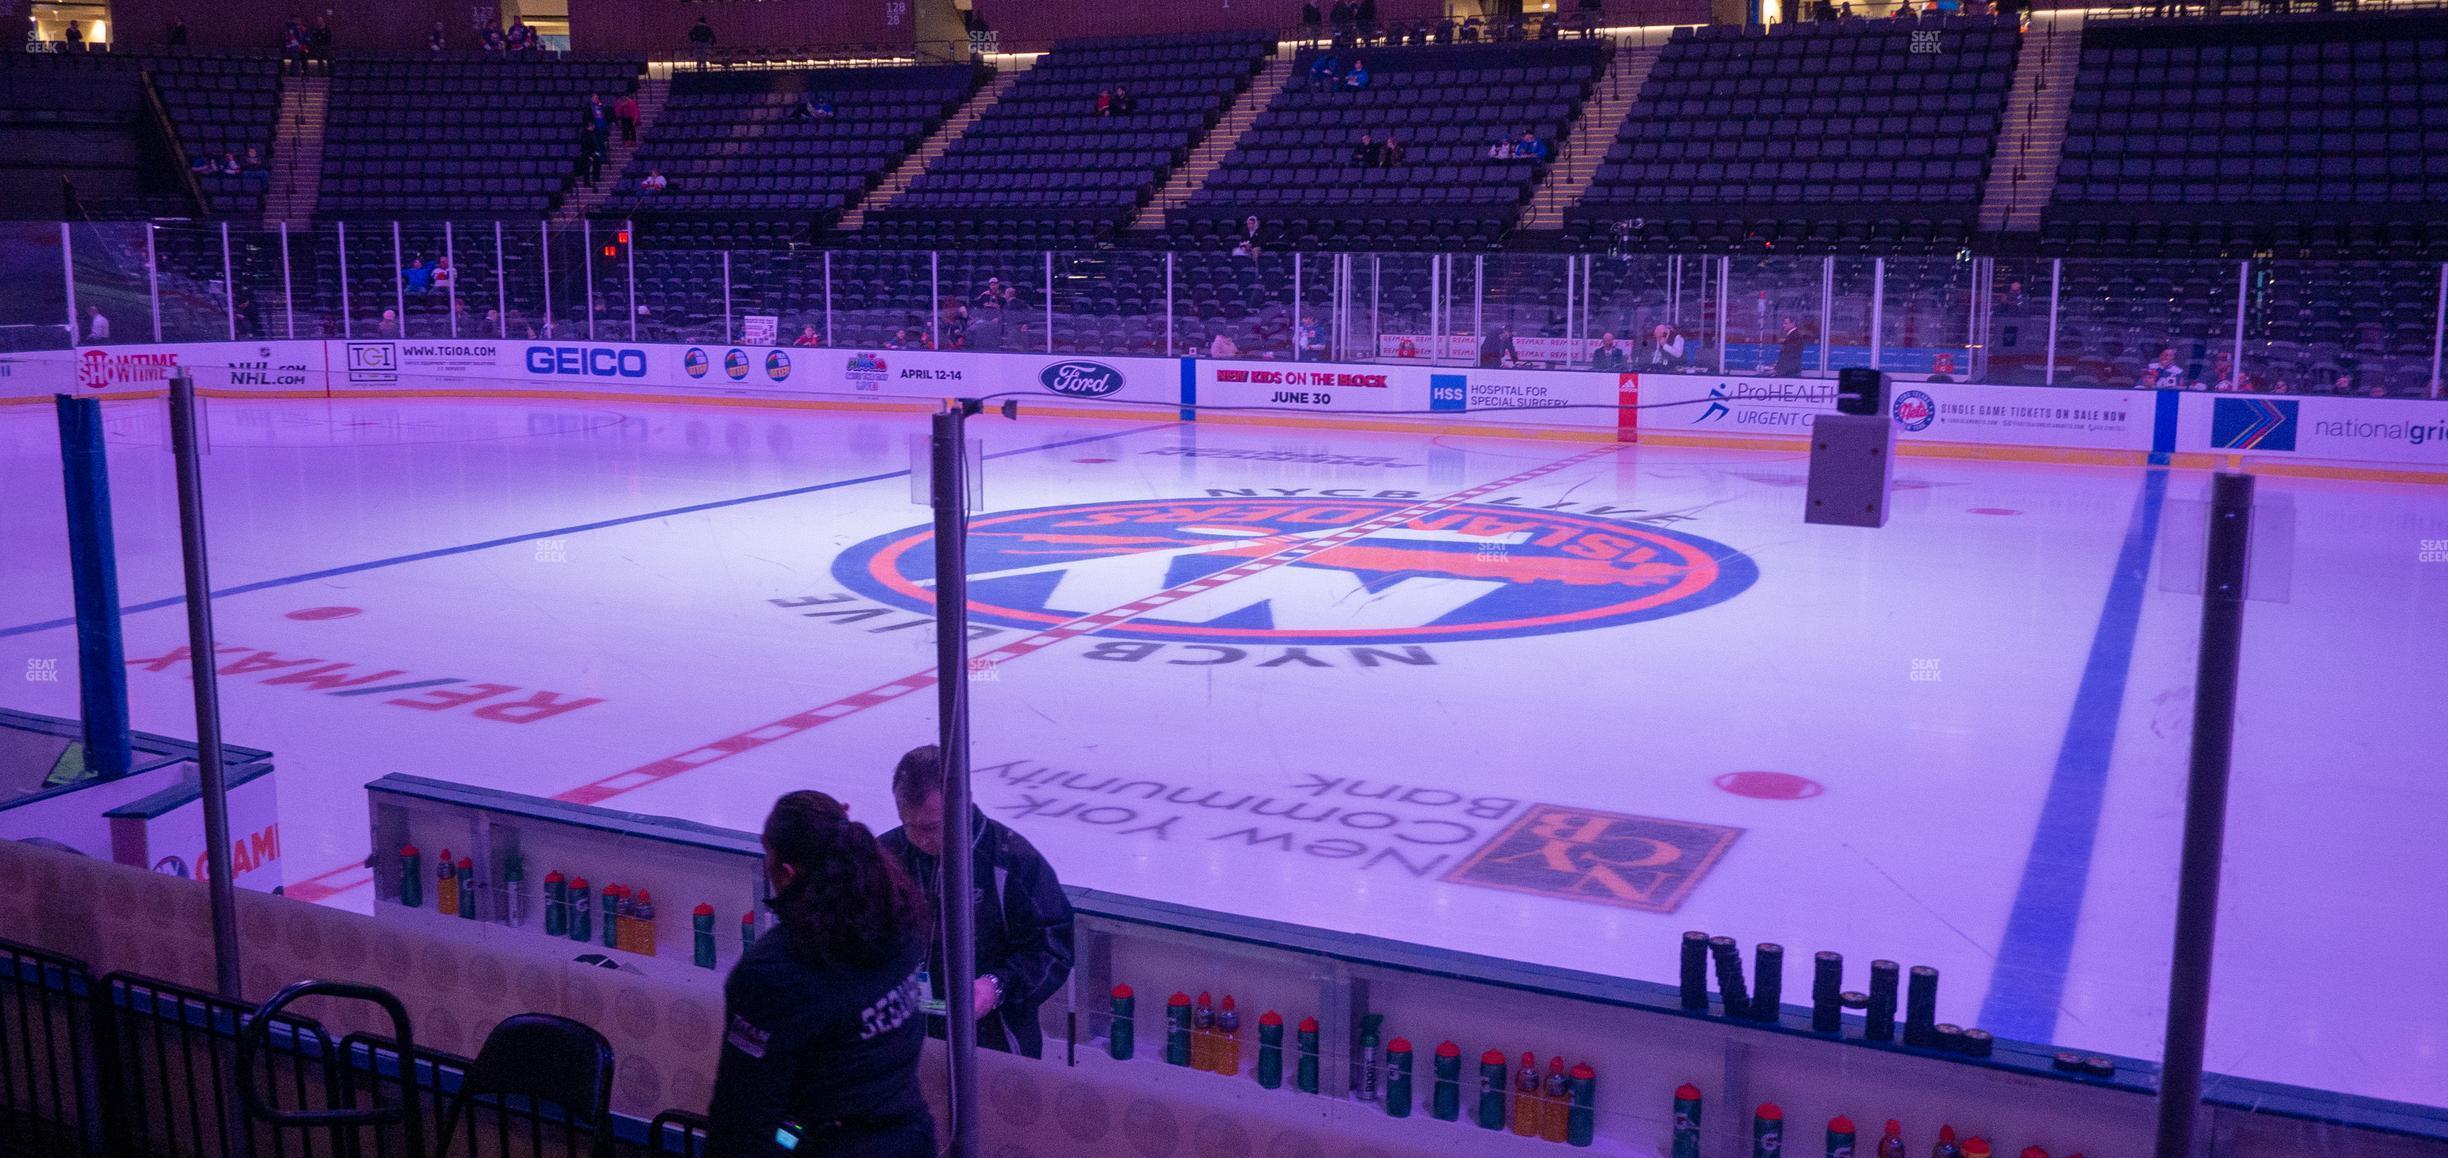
436;1014;616;1158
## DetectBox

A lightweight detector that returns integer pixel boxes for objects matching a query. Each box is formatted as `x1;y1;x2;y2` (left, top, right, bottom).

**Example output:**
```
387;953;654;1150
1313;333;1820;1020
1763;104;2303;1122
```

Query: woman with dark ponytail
707;791;935;1157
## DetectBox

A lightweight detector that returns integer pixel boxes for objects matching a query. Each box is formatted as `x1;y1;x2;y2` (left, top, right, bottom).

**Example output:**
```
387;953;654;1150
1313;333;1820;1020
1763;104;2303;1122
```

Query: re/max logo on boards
524;347;649;378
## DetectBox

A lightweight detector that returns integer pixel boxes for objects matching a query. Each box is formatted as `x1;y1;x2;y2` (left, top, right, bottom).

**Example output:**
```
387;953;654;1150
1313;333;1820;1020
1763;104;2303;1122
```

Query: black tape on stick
1811;951;1843;1034
1708;936;1748;1020
1750;943;1783;1023
1866;960;1899;1042
1680;932;1711;1012
1904;966;1940;1048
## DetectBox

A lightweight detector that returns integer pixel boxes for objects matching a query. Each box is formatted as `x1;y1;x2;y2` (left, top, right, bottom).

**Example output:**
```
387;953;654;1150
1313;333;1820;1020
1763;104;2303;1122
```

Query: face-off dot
1714;771;1823;800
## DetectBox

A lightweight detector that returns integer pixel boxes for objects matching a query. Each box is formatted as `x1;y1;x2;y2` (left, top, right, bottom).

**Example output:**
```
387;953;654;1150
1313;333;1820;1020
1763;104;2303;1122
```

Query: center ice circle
835;497;1757;645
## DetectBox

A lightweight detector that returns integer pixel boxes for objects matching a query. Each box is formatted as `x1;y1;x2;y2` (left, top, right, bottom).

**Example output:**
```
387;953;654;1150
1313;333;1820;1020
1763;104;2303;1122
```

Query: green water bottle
1356;1013;1383;1102
1753;1103;1784;1158
1828;1114;1857;1157
1432;1042;1461;1121
568;877;592;942
1256;1012;1283;1088
1567;1062;1596;1147
692;903;717;969
544;870;567;937
1109;985;1136;1061
1385;1037;1413;1118
1673;1083;1703;1158
1295;1017;1320;1094
397;844;422;909
455;858;477;920
1165;993;1193;1066
1476;1049;1508;1130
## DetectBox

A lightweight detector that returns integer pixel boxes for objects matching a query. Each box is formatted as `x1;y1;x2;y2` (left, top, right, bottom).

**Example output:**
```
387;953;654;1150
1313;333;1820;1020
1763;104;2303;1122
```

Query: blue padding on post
1180;357;1197;422
53;394;132;779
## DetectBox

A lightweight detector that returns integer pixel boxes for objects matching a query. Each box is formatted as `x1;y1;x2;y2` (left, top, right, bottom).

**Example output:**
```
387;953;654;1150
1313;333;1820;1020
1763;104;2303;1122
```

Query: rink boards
7;338;2447;476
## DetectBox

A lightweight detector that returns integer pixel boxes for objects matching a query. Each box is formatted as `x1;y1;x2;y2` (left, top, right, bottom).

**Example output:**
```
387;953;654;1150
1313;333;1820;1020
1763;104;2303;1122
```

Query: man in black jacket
879;745;1075;1058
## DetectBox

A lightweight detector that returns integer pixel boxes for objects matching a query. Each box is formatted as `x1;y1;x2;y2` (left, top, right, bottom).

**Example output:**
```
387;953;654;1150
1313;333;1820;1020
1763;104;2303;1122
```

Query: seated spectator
1488;134;1519;159
1343;59;1370;90
2137;347;2184;390
975;277;1004;311
217;151;243;175
1479;326;1518;368
241;146;267;171
190;153;218;174
793;324;824;347
1112;85;1135;114
1296;314;1326;360
1925;353;1957;383
481;25;504;52
1589;332;1627;370
940;299;970;350
376;308;400;336
1645;323;1686;368
887;320;932;350
812;95;834;119
1353;132;1382;167
1210;330;1241;359
1514;130;1550;162
640;168;669;194
1378;132;1403;168
427;21;445;52
2205;352;2240;392
401;258;432;295
1236;215;1264;250
1309;53;1341;91
430;256;456;293
1096;88;1113;116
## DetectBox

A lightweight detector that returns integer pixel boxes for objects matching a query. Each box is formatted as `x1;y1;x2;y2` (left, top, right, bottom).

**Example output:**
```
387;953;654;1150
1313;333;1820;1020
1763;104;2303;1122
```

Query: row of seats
1572;15;2020;249
604;65;977;238
2043;11;2448;249
861;31;1273;247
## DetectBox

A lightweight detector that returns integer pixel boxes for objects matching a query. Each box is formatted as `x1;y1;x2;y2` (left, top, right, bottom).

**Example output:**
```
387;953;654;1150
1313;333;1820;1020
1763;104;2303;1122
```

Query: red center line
288;444;1620;900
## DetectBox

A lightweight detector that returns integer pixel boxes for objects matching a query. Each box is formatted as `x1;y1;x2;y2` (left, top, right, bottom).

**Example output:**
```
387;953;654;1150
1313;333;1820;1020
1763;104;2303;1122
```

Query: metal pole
391;221;405;338
60;224;81;347
626;219;637;341
1869;257;1886;369
220;221;236;341
1370;255;1380;361
494;222;508;339
1472;254;1483;362
583;219;595;341
1165;251;1175;355
338;222;353;339
2230;259;2249;389
445;221;459;339
540;221;553;338
1430;254;1442;363
824;250;835;347
2045;258;2062;385
279;223;294;339
929;403;983;1158
1294;253;1304;358
147;224;162;342
1563;254;1574;348
1714;256;1728;374
930;251;942;351
1044;250;1053;353
723;250;733;343
1819;257;1834;374
2153;470;2256;1158
166;370;244;1002
2432;262;2446;399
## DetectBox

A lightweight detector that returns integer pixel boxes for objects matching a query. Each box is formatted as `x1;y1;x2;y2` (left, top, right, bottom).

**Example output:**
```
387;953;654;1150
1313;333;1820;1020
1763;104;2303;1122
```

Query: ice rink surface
1;395;2440;1109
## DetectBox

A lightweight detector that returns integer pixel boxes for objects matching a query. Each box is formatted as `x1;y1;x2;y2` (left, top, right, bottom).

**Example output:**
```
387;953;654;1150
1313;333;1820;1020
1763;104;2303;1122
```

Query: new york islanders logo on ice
836;498;1755;645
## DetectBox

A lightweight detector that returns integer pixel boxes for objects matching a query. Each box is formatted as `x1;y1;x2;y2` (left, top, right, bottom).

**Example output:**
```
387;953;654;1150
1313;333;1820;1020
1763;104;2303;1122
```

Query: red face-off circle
1714;771;1823;800
285;606;363;621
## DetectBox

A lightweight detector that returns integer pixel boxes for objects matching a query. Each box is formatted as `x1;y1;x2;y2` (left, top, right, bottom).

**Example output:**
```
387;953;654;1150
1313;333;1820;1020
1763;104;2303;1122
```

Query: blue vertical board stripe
1975;468;2170;1042
53;394;133;779
2151;390;2181;464
1179;357;1197;422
